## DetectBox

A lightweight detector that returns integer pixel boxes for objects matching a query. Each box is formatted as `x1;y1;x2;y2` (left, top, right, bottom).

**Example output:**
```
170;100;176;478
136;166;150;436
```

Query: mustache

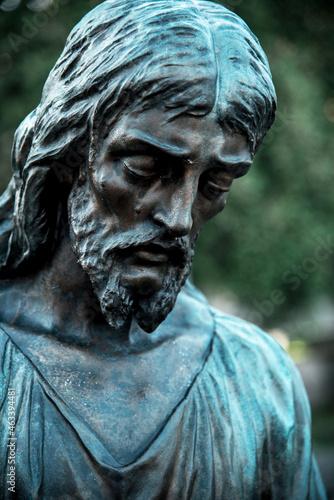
101;229;190;267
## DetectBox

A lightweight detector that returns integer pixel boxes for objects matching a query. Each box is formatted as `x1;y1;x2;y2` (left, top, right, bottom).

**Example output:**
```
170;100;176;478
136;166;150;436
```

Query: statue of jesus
0;1;326;498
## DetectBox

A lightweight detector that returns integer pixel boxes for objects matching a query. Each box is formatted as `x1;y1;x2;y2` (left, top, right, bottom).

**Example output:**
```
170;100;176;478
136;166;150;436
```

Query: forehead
94;53;262;161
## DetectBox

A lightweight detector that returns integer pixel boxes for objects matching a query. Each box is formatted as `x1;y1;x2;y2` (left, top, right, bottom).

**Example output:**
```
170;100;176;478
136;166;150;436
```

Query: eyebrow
214;160;252;178
108;133;193;158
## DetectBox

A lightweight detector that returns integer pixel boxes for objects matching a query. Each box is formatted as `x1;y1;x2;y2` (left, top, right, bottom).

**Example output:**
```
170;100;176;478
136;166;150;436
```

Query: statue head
0;0;276;332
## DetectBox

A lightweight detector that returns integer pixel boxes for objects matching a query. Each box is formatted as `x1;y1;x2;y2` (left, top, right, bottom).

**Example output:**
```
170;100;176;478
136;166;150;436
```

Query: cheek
192;194;227;231
91;165;138;217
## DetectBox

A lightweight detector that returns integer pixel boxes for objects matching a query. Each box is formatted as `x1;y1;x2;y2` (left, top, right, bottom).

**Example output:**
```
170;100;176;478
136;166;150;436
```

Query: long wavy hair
0;0;276;277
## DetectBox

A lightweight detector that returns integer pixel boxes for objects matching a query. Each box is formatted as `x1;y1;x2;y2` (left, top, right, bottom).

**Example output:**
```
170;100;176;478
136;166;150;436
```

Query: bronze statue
0;0;326;498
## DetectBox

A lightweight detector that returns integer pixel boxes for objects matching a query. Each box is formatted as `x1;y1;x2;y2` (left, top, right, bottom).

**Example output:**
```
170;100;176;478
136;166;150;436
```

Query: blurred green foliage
0;0;333;338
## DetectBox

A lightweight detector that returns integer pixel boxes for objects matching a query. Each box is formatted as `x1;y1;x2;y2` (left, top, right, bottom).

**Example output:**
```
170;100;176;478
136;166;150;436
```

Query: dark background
1;0;333;495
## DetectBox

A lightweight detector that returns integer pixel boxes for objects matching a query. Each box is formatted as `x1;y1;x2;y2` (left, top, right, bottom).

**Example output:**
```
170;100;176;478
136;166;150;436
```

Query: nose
152;180;195;237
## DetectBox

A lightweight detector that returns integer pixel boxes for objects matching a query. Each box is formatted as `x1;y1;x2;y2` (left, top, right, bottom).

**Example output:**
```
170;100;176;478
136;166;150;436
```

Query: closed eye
199;169;232;200
119;155;158;179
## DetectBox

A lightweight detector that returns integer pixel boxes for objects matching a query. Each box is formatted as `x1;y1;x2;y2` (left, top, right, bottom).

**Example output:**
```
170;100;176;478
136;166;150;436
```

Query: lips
123;243;185;267
133;246;169;264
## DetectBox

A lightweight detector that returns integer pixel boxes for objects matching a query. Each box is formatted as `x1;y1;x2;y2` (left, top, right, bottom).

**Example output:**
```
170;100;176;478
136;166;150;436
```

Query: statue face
69;105;253;332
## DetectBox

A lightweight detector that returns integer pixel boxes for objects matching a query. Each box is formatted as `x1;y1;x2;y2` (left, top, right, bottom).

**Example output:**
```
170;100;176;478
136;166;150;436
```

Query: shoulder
212;306;295;368
211;305;300;378
182;282;294;378
209;305;311;422
212;306;287;362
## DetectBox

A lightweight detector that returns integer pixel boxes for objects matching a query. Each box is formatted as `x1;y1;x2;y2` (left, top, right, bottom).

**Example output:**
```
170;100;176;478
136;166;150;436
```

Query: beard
68;181;195;333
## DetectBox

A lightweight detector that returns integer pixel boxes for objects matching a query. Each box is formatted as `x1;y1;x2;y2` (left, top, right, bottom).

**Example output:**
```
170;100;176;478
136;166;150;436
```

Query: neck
0;224;136;348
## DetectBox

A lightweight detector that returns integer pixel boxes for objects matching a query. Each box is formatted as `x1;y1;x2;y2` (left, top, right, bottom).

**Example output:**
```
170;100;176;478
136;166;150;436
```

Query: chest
0;346;270;500
47;339;207;464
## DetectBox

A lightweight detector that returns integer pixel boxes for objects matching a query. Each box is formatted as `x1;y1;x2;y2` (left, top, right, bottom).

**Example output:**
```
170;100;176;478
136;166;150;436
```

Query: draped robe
0;284;326;499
